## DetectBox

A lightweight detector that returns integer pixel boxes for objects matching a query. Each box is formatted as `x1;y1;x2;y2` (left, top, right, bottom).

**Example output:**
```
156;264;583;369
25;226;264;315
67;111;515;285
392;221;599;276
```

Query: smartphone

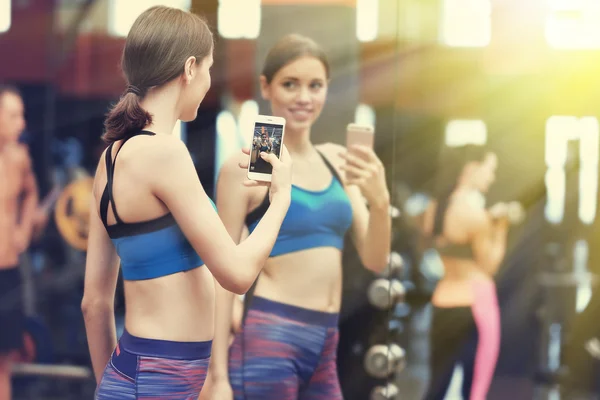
346;123;375;150
345;123;374;180
247;115;286;182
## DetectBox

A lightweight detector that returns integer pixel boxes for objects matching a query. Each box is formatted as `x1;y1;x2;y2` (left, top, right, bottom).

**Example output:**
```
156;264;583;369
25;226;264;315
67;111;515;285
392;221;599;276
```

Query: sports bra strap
316;148;343;185
101;131;156;227
244;147;343;227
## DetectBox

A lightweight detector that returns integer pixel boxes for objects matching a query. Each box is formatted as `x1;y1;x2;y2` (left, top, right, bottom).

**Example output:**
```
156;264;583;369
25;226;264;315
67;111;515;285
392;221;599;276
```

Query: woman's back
93;132;215;341
424;190;490;306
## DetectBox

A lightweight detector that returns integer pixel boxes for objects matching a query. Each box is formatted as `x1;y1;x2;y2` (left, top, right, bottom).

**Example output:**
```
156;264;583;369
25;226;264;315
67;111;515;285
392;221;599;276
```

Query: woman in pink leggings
422;145;510;400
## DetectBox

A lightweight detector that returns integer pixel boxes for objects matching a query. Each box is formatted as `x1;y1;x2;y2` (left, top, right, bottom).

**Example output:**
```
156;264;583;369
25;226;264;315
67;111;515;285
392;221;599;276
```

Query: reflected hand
339;145;389;208
198;376;233;400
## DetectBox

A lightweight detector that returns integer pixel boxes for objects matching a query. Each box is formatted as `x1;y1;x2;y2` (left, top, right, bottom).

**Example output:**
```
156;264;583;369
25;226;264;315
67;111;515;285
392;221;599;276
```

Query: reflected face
0;92;25;143
261;56;328;133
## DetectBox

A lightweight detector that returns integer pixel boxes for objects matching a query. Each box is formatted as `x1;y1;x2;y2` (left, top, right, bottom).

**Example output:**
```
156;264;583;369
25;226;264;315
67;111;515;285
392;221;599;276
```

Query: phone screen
249;122;284;175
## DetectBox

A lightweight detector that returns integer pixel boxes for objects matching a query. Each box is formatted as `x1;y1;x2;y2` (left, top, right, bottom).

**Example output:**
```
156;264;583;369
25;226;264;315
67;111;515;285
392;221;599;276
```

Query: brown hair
262;34;330;84
103;6;213;143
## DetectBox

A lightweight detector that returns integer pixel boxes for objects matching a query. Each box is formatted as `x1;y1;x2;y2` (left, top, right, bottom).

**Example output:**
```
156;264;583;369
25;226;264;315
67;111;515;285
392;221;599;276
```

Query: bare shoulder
315;142;346;176
449;192;489;233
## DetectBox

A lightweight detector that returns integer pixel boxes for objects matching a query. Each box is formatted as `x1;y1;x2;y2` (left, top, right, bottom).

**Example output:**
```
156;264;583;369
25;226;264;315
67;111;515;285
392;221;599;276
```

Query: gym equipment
381;252;403;278
371;383;399;400
55;176;94;251
507;201;525;224
488;201;525;225
12;363;91;380
536;271;599;384
364;343;406;379
367;279;406;310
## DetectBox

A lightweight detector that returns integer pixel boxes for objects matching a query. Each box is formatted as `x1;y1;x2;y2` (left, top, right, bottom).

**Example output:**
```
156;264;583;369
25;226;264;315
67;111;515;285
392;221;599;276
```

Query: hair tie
125;85;144;97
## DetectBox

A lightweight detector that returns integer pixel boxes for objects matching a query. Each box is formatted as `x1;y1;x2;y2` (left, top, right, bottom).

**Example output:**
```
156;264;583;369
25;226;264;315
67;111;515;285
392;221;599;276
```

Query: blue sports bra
99;131;215;281
245;150;353;257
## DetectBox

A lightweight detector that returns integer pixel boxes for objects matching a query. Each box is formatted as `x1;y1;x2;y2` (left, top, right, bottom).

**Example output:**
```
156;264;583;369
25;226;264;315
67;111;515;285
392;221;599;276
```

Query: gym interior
1;0;600;399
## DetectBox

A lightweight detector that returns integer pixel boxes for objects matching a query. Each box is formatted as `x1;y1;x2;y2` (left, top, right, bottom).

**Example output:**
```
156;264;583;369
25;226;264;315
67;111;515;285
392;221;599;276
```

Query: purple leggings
228;296;342;400
424;280;500;400
95;330;211;399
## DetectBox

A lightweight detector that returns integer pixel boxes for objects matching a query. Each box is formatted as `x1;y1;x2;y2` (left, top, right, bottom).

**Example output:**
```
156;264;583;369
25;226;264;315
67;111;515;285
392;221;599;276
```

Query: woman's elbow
214;272;253;296
81;295;113;318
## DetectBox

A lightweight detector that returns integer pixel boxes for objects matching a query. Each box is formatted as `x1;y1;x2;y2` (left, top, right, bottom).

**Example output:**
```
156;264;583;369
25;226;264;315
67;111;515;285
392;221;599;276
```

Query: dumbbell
488;201;525;225
371;383;400;400
381;252;403;278
367;278;406;310
364;343;406;379
507;201;525;224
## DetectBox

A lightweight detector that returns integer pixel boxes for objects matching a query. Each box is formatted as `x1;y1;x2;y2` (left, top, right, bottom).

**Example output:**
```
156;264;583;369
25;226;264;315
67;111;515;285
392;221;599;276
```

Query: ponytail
102;86;152;144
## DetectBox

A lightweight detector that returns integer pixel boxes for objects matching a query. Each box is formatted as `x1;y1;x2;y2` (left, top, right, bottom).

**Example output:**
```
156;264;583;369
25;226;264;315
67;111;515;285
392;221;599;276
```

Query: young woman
81;6;292;399
421;145;508;400
202;34;391;400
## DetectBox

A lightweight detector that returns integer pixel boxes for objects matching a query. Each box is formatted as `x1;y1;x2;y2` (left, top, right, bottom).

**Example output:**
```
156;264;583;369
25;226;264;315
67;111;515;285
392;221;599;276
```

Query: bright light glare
445;119;487;147
574;240;592;312
216;111;239;176
441;0;492;47
355;104;376;128
238;100;259;148
0;0;10;34
544;116;599;225
546;0;600;49
545;168;566;224
578;119;599;225
109;1;191;37
218;0;261;39
356;0;379;42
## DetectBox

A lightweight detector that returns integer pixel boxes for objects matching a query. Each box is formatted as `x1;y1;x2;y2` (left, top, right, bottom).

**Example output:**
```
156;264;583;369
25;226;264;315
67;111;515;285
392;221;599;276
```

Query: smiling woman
204;33;392;400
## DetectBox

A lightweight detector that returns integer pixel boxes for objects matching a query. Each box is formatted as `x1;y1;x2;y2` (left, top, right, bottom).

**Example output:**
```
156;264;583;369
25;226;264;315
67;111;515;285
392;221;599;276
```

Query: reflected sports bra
432;188;475;260
99;131;215;281
245;150;353;257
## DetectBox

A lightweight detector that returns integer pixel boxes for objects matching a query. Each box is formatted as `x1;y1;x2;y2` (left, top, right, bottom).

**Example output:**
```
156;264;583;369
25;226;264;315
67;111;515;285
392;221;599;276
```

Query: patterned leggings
95;330;211;399
229;296;342;400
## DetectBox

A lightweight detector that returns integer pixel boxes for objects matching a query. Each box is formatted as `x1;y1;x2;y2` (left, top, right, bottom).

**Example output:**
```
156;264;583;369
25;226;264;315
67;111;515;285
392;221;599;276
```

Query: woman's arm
319;143;391;273
206;153;254;394
472;208;510;276
149;137;290;295
81;169;121;384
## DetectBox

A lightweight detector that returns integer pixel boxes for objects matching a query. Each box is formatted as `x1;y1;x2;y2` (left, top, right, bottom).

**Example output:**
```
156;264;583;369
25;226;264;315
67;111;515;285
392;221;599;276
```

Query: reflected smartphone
247;115;286;182
345;123;375;179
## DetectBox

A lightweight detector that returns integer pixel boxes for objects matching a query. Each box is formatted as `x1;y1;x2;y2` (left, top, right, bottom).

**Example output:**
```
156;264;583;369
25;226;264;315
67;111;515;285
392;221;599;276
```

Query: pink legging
423;280;500;400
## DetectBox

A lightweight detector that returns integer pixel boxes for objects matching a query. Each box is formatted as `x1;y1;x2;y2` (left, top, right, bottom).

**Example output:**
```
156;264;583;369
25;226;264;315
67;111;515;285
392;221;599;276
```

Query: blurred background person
0;84;38;400
421;145;508;400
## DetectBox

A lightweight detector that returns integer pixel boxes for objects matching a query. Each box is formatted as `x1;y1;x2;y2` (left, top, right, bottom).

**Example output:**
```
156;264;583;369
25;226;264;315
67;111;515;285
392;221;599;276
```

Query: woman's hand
199;375;233;400
339;145;389;208
238;146;293;203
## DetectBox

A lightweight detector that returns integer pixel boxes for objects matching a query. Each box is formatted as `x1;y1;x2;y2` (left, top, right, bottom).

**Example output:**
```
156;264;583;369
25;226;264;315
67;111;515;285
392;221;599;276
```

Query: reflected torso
424;193;493;308
97;135;214;342
0;143;27;268
246;145;347;313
